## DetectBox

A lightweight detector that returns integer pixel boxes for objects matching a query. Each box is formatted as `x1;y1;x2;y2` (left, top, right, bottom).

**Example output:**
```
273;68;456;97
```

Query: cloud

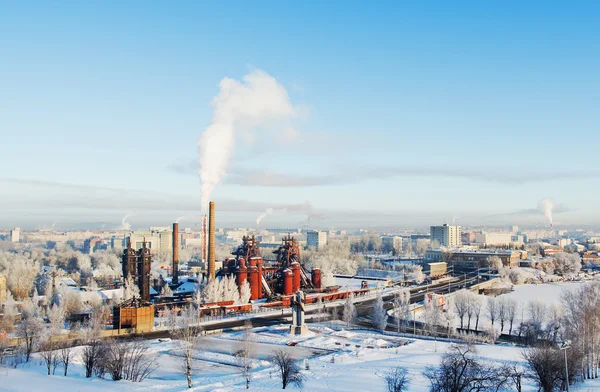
167;164;600;187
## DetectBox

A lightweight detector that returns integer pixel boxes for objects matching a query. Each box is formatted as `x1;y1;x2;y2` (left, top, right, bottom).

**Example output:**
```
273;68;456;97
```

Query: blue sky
1;1;599;229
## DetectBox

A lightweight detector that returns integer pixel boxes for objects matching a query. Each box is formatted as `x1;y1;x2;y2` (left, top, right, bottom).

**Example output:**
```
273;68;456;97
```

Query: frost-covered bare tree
486;297;498;328
470;294;484;332
171;305;201;388
343;293;357;327
202;278;223;303
18;296;44;362
522;343;577;392
304;239;364;278
235;321;255;389
0;291;18;333
271;349;305;389
59;286;84;318
104;338;158;382
39;330;57;375
527;300;547;337
372;290;387;332
552;252;582;276
384;366;411;392
423;296;443;336
3;256;39;300
486;256;503;272
43;303;66;374
424;344;499;392
561;282;600;380
239;280;251;304
453;291;469;329
497;297;508;333
80;310;105;378
222;275;240;303
505;298;518;336
123;274;140;301
393;289;411;332
59;341;74;376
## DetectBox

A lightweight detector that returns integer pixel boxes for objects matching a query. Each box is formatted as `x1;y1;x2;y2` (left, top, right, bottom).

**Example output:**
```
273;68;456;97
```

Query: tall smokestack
172;222;179;285
208;201;216;281
202;215;207;262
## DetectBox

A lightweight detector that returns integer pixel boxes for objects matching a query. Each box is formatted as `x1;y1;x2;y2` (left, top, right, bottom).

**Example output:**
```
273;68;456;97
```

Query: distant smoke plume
197;69;298;213
120;213;133;230
176;216;186;224
255;207;290;226
256;208;274;226
538;197;556;224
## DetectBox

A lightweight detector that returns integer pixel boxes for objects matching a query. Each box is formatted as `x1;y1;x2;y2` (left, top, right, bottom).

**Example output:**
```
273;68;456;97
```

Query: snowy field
3;321;600;391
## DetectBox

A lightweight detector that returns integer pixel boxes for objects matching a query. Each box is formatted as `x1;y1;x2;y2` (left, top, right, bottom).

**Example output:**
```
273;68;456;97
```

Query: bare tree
497;297;508;333
423;295;443;336
500;363;525;392
80;310;105;378
527;300;547;338
393;289;410;332
486;297;498;328
235;321;255;389
172;305;201;388
384;366;411;392
423;344;499;392
17;314;44;363
486;256;503;272
59;341;73;376
37;303;66;375
453;291;469;329
38;331;56;375
372;290;387;332
271;349;305;389
470;294;483;332
343;293;356;327
104;338;158;382
522;344;567;392
505;298;518;336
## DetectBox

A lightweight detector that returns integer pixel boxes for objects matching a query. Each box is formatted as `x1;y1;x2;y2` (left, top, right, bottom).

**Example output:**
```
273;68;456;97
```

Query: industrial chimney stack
208;201;216;280
172;222;179;285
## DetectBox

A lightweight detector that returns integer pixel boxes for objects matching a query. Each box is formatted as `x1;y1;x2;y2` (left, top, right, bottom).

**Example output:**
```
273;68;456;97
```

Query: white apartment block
474;231;513;246
430;224;461;248
307;230;328;249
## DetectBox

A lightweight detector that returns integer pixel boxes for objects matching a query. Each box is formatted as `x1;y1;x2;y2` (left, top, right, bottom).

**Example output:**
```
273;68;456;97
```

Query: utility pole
560;340;571;391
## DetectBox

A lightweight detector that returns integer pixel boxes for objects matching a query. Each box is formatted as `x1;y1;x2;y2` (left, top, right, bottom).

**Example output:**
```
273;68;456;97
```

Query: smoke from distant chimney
538;197;556;225
197;69;298;213
120;213;133;230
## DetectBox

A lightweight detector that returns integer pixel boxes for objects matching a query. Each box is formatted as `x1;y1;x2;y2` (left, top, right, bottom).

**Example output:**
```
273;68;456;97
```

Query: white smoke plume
197;69;298;213
176;216;186;224
120;213;134;230
538;197;556;224
256;208;274;226
255;207;291;226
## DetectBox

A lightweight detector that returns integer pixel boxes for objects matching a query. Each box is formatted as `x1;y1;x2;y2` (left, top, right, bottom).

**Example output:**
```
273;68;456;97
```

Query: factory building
307;230;328;249
430;224;461;248
426;249;524;270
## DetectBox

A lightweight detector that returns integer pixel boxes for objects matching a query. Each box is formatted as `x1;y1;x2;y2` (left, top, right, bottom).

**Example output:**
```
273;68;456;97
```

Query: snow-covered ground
4;321;600;391
410;281;586;332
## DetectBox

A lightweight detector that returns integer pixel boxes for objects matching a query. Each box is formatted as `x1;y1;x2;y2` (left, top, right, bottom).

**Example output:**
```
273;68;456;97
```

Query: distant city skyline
2;2;600;229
